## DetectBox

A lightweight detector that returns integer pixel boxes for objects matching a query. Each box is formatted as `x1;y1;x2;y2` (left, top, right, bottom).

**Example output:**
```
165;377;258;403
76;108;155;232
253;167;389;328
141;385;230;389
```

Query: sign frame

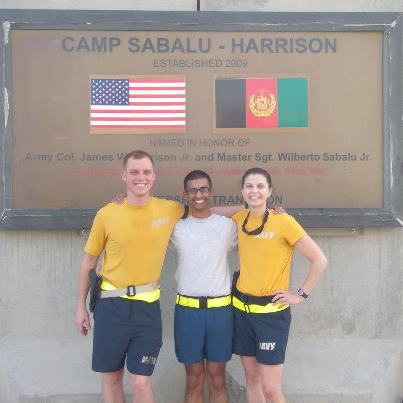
0;10;402;229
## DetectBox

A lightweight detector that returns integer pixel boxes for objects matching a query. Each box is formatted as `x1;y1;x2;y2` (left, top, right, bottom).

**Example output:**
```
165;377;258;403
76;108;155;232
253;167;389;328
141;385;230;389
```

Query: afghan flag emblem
249;89;277;118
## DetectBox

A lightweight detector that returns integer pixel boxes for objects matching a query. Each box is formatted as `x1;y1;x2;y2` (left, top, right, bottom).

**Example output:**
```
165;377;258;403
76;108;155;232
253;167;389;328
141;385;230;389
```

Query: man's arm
272;234;328;305
211;205;243;217
211;205;285;218
75;252;99;336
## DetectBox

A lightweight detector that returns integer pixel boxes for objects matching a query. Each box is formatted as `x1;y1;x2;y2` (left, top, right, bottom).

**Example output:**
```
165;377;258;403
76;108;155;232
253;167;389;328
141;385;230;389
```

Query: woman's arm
272;234;328;305
293;234;328;294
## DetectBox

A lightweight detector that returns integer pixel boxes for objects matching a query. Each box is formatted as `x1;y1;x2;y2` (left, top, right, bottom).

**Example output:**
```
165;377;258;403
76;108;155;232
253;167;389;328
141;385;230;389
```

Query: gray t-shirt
170;214;237;297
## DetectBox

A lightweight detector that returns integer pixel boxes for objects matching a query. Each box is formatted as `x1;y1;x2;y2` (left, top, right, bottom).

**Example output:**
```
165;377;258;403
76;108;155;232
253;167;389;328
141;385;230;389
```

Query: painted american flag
90;76;186;133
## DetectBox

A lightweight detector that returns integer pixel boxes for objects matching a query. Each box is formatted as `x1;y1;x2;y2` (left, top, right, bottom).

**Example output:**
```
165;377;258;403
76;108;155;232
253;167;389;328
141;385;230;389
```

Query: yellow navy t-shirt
85;197;183;287
232;210;305;296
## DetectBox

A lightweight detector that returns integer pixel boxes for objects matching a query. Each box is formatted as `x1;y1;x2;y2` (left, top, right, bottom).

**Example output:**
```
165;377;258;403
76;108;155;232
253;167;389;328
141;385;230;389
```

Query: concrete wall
0;1;402;402
1;227;402;342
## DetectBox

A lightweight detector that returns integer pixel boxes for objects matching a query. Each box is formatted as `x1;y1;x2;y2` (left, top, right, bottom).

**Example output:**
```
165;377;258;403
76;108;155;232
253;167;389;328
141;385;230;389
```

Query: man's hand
76;306;91;336
76;253;99;336
112;194;126;204
271;290;304;305
271;206;285;215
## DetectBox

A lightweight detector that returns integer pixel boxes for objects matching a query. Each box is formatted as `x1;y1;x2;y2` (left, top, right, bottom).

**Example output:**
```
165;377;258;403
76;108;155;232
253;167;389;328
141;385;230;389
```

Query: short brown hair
241;167;272;188
123;150;154;169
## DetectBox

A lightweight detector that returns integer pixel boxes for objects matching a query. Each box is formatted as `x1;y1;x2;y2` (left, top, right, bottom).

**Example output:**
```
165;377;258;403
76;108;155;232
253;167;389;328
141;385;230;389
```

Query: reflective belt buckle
239;294;250;313
127;285;136;297
199;297;208;309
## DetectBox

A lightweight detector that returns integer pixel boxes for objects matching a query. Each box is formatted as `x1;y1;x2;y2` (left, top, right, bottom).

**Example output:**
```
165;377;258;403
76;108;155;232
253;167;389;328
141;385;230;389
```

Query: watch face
297;289;308;298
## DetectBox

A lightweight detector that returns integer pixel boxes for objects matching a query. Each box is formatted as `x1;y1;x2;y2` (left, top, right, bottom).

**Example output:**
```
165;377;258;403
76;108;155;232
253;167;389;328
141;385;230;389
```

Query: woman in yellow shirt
231;167;328;403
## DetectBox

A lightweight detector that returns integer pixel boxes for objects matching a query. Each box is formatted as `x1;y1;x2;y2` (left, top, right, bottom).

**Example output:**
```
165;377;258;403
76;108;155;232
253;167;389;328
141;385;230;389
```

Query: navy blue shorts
174;304;233;364
233;307;291;365
92;298;162;375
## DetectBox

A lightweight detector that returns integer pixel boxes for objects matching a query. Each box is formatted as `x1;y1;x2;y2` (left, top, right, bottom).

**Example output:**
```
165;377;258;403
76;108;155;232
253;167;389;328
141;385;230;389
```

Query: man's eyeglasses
186;186;210;195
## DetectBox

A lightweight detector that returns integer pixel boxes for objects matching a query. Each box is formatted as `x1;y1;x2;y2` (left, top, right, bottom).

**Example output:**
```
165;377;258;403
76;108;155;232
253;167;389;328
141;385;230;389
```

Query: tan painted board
11;30;382;209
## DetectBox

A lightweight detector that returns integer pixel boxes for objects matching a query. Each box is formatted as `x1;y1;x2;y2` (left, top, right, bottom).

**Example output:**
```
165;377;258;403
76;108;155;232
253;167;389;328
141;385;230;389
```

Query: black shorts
233;306;291;365
92;297;162;375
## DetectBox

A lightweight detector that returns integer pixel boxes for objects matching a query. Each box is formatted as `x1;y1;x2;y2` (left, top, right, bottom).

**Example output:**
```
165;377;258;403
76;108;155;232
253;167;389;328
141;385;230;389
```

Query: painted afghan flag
215;77;308;129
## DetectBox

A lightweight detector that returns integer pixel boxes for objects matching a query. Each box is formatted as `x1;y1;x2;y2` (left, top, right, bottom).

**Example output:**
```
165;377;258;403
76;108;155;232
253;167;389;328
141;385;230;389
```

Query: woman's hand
272;290;305;305
112;194;125;204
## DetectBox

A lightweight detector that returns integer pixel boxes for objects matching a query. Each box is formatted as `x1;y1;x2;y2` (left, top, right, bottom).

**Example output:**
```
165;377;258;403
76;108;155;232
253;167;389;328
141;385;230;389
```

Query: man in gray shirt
170;170;237;403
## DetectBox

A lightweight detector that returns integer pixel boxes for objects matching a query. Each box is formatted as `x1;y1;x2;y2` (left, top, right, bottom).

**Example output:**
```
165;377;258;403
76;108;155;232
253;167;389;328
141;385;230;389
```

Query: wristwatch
297;288;309;299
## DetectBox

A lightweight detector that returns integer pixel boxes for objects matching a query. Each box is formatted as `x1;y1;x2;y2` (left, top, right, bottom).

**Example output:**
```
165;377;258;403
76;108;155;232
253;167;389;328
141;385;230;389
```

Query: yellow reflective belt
176;294;232;308
232;295;289;314
101;280;160;303
207;295;231;308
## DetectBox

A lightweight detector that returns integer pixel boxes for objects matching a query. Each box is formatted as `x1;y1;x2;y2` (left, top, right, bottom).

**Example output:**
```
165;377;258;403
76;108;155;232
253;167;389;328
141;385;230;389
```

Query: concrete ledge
227;339;403;403
0;338;183;403
1;338;401;402
20;396;102;403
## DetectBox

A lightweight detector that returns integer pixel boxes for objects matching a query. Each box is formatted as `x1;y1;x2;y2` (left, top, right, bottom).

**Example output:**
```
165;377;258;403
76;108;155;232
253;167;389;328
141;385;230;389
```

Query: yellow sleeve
174;201;185;221
164;199;185;222
281;214;306;246
231;208;247;224
84;211;106;257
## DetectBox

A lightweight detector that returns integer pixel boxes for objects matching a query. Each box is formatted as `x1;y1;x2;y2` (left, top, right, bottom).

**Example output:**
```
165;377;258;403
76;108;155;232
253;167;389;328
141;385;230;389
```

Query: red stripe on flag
91;117;185;122
129;79;185;83
129;94;185;99
91;125;185;129
129;86;185;91
91;109;185;113
245;79;278;128
128;102;185;106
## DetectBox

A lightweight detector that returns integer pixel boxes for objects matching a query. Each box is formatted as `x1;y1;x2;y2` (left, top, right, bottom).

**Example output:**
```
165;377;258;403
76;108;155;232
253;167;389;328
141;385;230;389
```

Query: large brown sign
1;11;402;228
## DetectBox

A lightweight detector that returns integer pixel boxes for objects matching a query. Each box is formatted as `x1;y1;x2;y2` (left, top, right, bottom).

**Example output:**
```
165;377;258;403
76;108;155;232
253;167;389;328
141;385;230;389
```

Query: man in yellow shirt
75;150;183;403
